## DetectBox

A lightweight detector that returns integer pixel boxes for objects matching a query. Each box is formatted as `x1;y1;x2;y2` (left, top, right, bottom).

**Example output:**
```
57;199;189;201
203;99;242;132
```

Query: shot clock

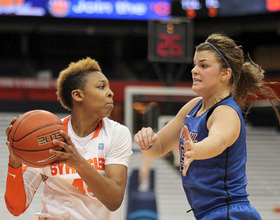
148;18;193;63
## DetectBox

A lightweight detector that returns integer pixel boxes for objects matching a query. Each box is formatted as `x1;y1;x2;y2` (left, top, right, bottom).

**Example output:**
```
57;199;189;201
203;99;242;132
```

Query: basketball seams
8;110;66;167
11;145;62;152
12;145;62;167
10;123;65;142
13;151;56;167
10;110;45;142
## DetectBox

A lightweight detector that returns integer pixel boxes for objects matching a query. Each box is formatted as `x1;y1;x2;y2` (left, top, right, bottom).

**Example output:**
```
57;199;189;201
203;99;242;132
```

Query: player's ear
72;89;83;101
221;68;232;82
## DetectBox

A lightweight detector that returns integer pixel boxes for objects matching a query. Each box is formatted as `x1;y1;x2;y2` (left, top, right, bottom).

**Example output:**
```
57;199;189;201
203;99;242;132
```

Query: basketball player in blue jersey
134;33;280;219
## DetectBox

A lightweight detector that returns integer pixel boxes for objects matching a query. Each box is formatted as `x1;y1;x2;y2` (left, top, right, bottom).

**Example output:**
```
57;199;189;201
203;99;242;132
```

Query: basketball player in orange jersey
5;57;132;220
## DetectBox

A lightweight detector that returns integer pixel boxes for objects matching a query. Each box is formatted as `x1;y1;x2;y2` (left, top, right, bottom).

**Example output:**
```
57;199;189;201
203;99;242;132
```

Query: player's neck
70;113;100;137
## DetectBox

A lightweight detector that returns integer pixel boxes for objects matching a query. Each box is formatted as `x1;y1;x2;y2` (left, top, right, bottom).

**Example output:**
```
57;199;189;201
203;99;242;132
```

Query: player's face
191;50;224;96
82;71;114;117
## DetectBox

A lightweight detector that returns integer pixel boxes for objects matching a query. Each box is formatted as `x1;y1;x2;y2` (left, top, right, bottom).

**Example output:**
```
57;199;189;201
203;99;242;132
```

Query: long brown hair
196;33;280;122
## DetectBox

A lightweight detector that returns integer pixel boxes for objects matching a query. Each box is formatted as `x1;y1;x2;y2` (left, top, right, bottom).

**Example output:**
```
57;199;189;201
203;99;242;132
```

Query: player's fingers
182;160;190;176
49;148;67;157
151;133;159;143
145;127;156;145
59;130;73;146
134;131;147;150
48;161;60;166
183;125;192;142
9;117;17;125
182;141;195;176
134;133;140;145
6;141;12;153
47;156;67;166
48;147;72;166
5;117;17;137
134;127;155;150
185;139;193;152
140;127;151;147
184;126;193;155
141;132;158;150
182;153;195;176
5;125;12;137
184;146;194;158
52;138;70;153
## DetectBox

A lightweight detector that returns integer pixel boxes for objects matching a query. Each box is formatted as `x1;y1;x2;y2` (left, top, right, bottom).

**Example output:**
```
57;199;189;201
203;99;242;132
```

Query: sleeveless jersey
31;116;133;220
179;95;249;219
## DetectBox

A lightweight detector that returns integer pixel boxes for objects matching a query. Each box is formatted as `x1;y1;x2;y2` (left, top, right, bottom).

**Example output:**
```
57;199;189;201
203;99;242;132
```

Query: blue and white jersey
179;95;249;218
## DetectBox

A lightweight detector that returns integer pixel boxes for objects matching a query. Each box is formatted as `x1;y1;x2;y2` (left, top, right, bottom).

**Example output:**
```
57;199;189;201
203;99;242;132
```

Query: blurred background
0;0;280;219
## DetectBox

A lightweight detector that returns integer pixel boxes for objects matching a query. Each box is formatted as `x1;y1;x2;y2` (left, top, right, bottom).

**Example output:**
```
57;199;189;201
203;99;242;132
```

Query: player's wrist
141;145;153;150
8;157;22;169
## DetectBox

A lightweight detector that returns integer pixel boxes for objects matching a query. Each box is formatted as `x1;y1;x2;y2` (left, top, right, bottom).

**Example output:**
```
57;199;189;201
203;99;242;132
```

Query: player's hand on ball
6;117;22;168
134;127;158;150
49;130;84;168
5;117;17;140
182;125;197;177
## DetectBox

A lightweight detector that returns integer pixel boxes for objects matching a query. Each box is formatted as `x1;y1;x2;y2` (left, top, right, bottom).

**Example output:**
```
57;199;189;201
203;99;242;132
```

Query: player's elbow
6;203;26;217
106;196;123;211
5;194;27;217
107;202;121;212
108;206;119;212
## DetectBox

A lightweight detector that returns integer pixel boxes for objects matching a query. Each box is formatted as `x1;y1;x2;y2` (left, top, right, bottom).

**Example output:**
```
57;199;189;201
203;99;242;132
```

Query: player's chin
106;103;114;108
106;103;114;111
103;108;114;117
191;85;203;95
192;84;200;90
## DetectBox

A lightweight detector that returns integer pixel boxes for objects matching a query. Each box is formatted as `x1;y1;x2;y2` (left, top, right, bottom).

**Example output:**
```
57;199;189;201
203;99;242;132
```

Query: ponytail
233;56;280;122
197;33;280;123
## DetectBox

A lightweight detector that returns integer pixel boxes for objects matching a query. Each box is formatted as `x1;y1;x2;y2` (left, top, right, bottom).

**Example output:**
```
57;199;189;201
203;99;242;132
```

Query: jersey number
72;178;92;194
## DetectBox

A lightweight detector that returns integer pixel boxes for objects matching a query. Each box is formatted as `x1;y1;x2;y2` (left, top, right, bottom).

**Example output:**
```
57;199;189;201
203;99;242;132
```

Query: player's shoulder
102;118;130;133
179;96;202;114
102;117;121;127
60;115;71;122
188;96;203;107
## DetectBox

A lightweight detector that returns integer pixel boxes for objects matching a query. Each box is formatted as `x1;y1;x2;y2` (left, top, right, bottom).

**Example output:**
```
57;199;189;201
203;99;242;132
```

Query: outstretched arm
134;97;202;158
182;105;241;175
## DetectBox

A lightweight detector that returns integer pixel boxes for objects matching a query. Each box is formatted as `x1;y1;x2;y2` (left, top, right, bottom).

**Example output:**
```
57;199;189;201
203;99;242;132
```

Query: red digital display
148;18;193;63
157;34;183;57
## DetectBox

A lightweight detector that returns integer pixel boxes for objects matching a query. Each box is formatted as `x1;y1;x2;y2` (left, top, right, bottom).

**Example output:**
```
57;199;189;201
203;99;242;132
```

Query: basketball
8;110;66;167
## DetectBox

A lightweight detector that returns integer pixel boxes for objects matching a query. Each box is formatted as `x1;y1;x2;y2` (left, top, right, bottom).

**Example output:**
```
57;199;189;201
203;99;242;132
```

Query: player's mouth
107;102;114;107
193;78;202;83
